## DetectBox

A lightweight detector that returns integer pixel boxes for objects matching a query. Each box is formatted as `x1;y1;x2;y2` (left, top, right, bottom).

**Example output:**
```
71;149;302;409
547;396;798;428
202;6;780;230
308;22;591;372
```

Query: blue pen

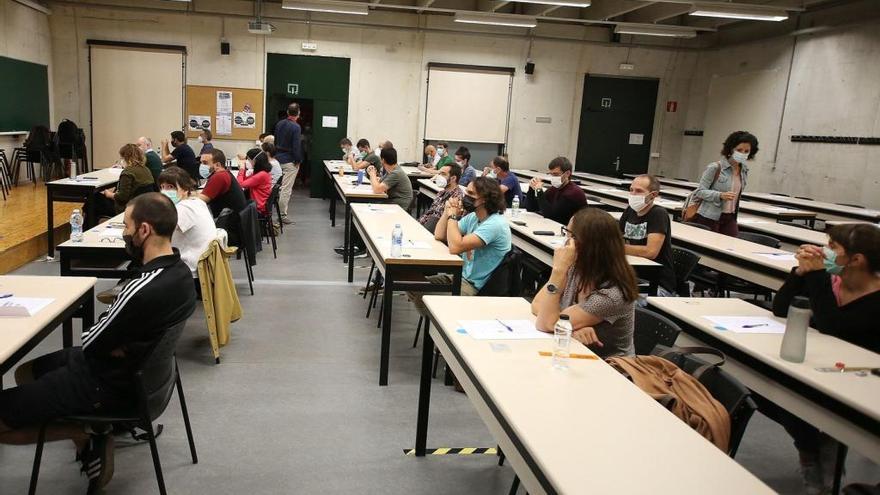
496;319;514;332
0;293;13;299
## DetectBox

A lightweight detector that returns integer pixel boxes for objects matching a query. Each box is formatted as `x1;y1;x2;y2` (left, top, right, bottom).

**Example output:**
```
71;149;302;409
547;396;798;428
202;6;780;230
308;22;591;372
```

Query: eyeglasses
561;225;573;238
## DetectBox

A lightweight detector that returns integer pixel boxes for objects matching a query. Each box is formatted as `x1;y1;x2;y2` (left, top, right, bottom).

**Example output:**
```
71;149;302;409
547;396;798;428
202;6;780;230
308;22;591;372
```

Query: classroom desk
0;276;96;381
575;183;683;214
647;297;880;465
45;168;121;259
569;171;629;188
742;192;880;224
349;203;462;386
657;176;700;189
56;213;129;278
650;185;819;225
329;174;387;262
413;296;774;494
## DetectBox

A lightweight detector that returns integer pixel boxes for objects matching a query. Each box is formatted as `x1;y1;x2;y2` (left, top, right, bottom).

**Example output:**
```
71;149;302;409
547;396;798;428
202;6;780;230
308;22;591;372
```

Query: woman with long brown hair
89;143;156;227
532;207;639;357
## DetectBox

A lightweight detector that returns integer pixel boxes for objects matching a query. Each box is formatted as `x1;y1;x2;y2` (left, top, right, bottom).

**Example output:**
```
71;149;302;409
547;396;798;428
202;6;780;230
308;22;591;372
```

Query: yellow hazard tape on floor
404;448;498;456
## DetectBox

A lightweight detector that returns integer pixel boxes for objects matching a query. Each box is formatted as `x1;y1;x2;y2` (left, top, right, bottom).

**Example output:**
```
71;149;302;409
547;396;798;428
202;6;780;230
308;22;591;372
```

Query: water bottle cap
559;314;570;320
73;209;81;213
394;223;401;228
791;296;810;309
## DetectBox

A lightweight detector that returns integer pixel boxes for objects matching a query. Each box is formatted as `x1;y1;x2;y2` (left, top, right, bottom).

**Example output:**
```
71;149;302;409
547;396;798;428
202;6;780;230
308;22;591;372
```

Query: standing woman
531;208;639;358
691;131;759;236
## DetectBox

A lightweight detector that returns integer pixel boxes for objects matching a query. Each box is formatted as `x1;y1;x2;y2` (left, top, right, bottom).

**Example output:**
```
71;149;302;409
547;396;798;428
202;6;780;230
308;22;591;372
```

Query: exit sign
287;83;299;95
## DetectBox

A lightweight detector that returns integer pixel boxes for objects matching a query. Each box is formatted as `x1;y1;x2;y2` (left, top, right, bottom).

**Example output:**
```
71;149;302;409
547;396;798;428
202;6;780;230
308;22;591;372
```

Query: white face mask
487;170;497;179
375;148;382;156
198;136;204;143
255;140;262;147
455;159;464;166
434;175;448;188
732;151;749;164
548;175;563;188
437;147;445;157
628;193;649;211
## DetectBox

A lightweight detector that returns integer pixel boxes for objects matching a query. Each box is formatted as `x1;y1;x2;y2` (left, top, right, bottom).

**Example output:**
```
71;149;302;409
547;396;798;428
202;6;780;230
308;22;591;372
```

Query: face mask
255;140;262;147
245;159;253;170
375;148;382;156
455;159;464;166
199;164;211;179
434;175;448;188
123;232;144;262
161;189;180;204
628;193;649;211
548;176;563;188
732;151;749;164
437;147;445;157
822;246;844;275
487;170;497;179
358;151;367;160
245;169;254;177
198;136;204;143
462;195;478;213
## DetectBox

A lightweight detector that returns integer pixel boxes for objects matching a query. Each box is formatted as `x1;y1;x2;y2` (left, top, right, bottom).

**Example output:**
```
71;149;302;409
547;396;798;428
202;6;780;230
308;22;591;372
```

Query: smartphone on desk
511;220;526;226
533;230;554;236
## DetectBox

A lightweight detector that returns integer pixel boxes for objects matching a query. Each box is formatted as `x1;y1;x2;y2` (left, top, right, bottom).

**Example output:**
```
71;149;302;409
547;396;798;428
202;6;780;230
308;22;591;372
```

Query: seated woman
237;151;272;216
89;144;155;227
763;223;880;494
531;208;639;358
157;166;217;276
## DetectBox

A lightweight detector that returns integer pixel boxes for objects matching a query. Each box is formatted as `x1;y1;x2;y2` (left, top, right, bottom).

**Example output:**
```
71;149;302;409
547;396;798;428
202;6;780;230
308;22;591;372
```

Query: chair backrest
586;195;603;203
682;221;711;231
670;247;701;294
135;318;189;421
836;202;865;209
238;201;260;265
132;182;159;199
736;231;781;248
770;192;790;197
794;196;814;201
477;250;521;297
263;182;281;218
633;306;681;355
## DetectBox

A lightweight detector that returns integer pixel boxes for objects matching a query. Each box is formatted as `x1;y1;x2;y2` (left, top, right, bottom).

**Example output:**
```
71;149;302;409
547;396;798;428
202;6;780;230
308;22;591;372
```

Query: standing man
618;174;676;296
524;156;587;225
274;103;303;225
197;129;214;156
161;130;199;182
137;136;163;182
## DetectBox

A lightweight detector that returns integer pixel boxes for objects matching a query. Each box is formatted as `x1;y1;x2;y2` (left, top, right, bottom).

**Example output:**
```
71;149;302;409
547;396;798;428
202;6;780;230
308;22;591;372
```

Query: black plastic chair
736;231;781;249
258;183;281;259
717;232;781;300
633;306;681;356
216;207;255;295
671;247;701;296
29;319;197;495
682;221;711;231
652;347;758;458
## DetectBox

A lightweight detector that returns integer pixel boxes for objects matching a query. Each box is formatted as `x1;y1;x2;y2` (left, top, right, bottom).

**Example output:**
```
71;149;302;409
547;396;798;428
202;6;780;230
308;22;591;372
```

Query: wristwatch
449;215;461;222
546;283;559;294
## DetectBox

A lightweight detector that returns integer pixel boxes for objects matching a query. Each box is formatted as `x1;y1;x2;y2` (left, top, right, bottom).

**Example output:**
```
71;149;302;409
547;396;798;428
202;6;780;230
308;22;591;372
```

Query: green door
265;54;350;198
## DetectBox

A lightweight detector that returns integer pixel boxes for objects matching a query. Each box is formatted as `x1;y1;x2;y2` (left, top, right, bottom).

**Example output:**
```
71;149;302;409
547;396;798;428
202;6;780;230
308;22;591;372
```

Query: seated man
524;156;587;225
434;142;453;169
137;136;163;182
367;146;414;212
417;144;439;174
618;174;676;296
346;138;380;171
434;176;512;295
0;193;196;493
161;130;199;181
482;155;523;207
418;163;463;232
197;149;247;218
197;128;214;156
339;137;357;162
454;146;476;186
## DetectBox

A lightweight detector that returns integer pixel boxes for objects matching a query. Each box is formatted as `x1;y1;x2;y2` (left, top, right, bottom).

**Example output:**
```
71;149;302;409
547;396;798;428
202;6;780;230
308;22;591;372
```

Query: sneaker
281;215;295;225
352;249;369;259
80;434;115;494
333;245;346;255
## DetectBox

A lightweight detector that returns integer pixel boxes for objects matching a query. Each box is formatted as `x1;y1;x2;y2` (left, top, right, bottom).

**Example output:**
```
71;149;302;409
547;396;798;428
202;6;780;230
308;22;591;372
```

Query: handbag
682;164;721;222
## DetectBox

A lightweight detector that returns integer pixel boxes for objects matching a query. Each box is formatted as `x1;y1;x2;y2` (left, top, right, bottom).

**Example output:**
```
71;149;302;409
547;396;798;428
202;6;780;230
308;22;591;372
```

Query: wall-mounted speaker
220;41;230;55
525;62;535;75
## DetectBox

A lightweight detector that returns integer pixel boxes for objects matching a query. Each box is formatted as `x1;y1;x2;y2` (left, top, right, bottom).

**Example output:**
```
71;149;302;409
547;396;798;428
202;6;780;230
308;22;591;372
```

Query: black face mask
123;232;144;262
462;195;478;213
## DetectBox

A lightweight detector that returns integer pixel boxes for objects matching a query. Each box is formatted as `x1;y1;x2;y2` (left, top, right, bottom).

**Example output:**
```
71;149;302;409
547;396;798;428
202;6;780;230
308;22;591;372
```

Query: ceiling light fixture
454;12;538;28
614;24;698;38
689;3;789;22
504;0;591;8
282;0;369;15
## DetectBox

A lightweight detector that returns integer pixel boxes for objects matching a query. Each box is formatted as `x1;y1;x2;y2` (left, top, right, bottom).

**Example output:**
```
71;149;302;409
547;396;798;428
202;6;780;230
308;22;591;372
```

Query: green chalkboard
0;55;50;132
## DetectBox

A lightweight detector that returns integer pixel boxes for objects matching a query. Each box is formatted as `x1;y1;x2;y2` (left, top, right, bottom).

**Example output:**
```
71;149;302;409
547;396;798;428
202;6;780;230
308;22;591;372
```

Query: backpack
606;353;731;451
681;163;721;222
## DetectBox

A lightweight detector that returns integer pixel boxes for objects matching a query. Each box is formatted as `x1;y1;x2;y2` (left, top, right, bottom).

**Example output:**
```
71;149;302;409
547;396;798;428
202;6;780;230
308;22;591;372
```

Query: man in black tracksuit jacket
0;193;196;494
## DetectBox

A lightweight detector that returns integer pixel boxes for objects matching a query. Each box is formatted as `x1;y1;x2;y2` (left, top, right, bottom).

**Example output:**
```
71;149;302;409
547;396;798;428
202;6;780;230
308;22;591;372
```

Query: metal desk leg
330;195;337;227
46;187;55;259
82;287;95;330
347;206;355;282
415;324;434;456
452;269;462;296
379;269;394;386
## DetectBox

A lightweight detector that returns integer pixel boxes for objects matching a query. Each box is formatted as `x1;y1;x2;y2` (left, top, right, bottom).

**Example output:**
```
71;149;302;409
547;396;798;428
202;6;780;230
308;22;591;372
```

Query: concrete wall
658;19;880;209
0;0;53;157
46;1;696;171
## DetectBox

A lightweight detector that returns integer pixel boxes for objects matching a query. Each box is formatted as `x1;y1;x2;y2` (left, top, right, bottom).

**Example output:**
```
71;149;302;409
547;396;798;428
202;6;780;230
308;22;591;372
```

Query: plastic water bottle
70;209;84;243
780;296;811;363
69;159;77;180
511;195;521;217
553;314;572;370
390;224;403;258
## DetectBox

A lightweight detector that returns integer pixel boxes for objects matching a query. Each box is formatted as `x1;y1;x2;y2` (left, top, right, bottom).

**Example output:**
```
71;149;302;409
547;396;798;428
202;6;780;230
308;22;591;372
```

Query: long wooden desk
647;297;880;465
742;192;880;224
57;213;129;278
414;296;774;494
329;174;387;264
349;203;462;386
570;171;629;188
325;160;430;223
0;276;96;383
45;168;120;259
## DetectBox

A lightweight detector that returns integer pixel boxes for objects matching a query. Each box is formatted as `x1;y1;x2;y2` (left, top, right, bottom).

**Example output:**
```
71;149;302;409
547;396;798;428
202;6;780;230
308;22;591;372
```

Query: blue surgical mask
199;164;211;179
161;189;180;204
822;246;844;275
732;151;749;164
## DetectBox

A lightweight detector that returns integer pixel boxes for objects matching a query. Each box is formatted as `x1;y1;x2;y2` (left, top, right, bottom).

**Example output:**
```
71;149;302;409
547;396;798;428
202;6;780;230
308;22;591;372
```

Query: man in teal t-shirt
434;176;511;294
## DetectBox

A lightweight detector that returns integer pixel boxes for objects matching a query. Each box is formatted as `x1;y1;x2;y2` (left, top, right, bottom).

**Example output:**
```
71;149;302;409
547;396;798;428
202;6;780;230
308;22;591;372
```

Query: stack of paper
458;320;552;340
0;297;54;317
702;316;786;334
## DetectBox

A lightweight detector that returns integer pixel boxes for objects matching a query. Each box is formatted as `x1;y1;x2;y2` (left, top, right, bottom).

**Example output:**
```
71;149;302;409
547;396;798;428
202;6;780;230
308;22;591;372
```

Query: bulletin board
185;85;264;141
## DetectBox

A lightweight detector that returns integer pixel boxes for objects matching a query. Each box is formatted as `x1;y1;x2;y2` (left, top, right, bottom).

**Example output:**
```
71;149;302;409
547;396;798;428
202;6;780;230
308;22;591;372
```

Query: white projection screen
89;43;185;168
424;65;513;144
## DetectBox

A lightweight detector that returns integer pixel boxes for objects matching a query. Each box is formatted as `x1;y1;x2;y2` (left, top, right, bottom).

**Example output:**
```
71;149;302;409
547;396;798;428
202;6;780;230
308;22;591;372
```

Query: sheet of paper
754;252;797;262
99;227;124;240
187;115;211;131
702;316;786;334
458;320;553;340
216;115;232;136
403;240;431;250
233;111;256;128
548;237;566;248
0;297;55;317
322;115;338;128
216;90;233;114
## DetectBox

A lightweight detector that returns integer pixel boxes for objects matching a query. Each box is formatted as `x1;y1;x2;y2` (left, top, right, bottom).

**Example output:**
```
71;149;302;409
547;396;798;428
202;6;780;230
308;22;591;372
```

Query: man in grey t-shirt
367;146;414;212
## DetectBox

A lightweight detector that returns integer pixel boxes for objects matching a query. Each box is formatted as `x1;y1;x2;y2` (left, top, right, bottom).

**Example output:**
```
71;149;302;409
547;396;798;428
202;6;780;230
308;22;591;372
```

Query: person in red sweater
237;151;272;215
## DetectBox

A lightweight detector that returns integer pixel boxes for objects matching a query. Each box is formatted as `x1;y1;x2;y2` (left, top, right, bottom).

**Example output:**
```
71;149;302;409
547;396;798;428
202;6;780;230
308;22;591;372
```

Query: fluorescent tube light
454;12;538;28
689;3;788;21
282;0;369;15
504;0;591;8
614;24;697;38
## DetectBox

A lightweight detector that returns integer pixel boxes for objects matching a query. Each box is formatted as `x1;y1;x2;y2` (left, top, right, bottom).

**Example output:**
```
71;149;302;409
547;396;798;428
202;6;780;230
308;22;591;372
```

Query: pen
538;351;598;360
496;319;514;332
0;293;13;299
742;323;767;329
